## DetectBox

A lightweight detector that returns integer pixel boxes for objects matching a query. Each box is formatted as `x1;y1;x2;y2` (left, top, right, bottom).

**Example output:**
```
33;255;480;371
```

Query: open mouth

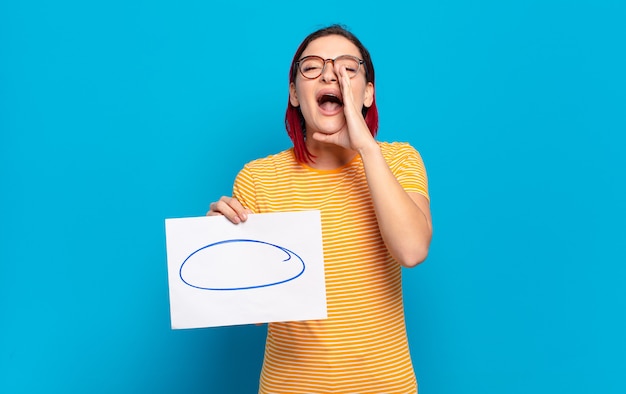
317;93;343;112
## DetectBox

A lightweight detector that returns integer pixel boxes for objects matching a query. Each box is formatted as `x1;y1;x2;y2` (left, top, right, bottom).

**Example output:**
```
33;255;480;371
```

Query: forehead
301;35;362;58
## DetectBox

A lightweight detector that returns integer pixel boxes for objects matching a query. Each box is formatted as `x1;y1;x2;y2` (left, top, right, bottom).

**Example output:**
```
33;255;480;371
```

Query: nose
320;59;338;82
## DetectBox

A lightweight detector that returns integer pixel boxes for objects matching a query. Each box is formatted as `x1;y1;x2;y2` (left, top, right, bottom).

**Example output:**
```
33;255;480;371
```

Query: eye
336;57;360;73
302;64;321;72
300;57;324;75
339;63;358;73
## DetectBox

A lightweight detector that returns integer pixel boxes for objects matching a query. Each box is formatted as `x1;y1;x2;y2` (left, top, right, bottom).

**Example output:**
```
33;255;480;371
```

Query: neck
305;138;356;170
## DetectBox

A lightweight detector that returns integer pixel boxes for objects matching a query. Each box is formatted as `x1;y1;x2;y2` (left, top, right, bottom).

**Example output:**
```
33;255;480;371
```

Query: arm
312;65;432;267
359;143;432;268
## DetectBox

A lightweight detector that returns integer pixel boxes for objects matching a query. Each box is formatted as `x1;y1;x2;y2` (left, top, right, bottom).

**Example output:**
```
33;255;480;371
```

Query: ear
289;82;299;107
363;82;374;108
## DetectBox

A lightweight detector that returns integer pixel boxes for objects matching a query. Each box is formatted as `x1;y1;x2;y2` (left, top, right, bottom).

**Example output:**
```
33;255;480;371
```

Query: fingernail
233;216;240;224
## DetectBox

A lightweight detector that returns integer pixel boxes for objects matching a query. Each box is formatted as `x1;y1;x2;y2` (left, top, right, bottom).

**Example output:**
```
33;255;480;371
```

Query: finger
311;131;331;143
338;66;351;93
336;65;358;117
206;202;222;216
225;197;250;222
207;197;248;224
337;65;349;94
214;200;242;223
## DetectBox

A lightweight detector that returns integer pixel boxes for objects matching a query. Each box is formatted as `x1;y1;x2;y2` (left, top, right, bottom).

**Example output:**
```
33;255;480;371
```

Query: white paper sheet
164;210;327;329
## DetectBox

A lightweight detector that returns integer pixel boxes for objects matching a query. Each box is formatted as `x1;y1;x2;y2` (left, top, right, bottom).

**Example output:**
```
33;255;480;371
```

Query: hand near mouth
311;65;376;154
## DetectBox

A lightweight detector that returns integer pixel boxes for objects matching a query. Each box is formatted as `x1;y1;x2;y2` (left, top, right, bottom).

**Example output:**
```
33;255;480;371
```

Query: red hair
285;25;378;163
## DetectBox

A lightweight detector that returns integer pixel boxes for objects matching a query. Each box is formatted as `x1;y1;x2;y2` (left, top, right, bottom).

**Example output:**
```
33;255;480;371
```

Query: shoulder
378;141;423;162
245;148;294;167
239;148;297;177
378;141;429;197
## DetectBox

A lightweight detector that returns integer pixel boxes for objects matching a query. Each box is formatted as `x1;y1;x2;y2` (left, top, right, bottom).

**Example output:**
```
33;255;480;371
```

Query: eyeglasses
295;55;365;79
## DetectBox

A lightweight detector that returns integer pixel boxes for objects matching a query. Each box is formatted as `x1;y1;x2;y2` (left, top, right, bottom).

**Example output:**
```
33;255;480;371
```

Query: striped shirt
233;141;429;393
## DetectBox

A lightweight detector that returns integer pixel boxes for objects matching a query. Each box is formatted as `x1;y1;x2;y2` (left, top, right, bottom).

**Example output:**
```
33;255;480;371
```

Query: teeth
318;94;343;105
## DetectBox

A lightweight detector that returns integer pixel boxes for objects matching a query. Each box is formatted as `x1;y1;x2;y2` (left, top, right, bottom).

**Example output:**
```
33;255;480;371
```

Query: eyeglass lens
299;56;361;79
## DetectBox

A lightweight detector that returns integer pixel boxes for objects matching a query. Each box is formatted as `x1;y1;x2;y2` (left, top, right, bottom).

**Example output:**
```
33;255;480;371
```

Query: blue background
1;1;625;393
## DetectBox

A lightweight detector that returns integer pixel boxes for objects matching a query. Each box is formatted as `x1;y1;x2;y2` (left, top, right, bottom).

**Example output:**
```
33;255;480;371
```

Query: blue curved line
179;239;306;291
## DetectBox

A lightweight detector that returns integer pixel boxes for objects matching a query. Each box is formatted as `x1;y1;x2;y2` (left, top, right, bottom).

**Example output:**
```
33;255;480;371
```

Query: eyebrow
299;54;361;60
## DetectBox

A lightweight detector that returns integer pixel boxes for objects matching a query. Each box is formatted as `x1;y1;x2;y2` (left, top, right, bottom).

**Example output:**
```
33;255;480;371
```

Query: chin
315;121;346;135
316;128;340;135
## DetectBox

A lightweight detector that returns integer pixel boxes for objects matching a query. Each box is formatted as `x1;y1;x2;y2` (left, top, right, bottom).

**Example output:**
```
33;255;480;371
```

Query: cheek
351;86;367;106
296;86;317;110
348;78;369;100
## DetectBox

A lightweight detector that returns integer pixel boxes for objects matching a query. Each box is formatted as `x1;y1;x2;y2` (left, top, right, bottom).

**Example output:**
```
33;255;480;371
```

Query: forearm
358;142;433;268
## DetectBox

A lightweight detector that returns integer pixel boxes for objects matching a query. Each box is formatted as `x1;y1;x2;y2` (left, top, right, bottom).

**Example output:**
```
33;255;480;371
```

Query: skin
208;35;432;268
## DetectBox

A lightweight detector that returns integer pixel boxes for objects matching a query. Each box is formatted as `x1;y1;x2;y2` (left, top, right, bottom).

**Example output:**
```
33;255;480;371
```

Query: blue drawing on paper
179;239;305;291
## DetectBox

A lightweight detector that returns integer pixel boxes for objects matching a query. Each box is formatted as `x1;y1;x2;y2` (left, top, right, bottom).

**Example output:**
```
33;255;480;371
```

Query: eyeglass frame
295;55;365;80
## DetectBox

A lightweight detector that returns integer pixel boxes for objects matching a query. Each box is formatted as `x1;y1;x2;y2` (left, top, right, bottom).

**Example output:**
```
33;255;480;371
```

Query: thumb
311;132;331;143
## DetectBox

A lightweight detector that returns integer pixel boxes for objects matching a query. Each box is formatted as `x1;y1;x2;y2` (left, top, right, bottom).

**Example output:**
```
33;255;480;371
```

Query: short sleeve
232;164;259;213
383;142;429;201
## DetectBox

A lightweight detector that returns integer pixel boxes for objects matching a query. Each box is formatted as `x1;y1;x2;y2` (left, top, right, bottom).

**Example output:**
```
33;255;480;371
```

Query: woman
208;24;432;394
